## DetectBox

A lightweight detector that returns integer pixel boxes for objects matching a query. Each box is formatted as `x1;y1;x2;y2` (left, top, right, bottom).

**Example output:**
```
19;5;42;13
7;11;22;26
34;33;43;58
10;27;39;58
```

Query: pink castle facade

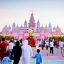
1;13;63;39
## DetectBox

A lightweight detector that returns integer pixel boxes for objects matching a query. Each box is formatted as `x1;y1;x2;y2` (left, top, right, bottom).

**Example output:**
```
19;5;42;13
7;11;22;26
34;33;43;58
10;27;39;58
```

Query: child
1;52;11;64
32;49;42;64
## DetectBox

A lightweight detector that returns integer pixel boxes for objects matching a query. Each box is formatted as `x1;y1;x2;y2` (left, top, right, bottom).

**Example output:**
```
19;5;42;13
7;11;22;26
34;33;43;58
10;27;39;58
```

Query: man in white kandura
22;40;33;64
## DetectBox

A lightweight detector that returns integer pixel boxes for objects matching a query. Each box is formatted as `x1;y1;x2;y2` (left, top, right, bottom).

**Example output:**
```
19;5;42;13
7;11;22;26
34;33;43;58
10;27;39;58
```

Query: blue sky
0;0;64;32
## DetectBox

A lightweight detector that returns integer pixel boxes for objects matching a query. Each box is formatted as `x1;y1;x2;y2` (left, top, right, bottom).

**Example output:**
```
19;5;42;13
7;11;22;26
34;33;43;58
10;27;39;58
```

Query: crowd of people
0;38;64;64
0;38;42;64
37;39;64;55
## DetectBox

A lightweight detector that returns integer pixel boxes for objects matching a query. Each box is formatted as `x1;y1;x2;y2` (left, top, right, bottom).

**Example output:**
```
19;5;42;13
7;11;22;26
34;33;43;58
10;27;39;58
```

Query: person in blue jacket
1;52;11;64
32;49;42;64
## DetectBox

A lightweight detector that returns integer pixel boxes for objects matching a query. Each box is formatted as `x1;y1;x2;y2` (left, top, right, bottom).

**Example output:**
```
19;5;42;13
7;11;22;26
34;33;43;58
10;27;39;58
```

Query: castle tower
37;20;40;28
37;20;40;32
48;23;52;28
12;22;16;33
48;23;52;33
2;25;8;33
29;13;35;28
24;20;27;32
12;22;15;28
24;20;27;28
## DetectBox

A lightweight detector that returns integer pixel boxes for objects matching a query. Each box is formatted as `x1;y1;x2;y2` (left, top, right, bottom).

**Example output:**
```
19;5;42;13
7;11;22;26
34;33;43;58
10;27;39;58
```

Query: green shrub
0;35;14;40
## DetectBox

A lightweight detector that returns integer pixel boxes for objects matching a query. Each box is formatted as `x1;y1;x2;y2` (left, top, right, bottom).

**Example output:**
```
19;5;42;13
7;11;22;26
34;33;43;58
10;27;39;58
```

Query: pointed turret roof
24;20;27;25
29;12;35;28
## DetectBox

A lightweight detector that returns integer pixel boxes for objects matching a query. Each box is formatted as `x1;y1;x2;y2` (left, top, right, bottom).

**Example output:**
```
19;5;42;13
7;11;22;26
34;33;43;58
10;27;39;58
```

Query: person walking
1;52;11;64
0;38;9;61
10;41;21;64
36;39;39;50
59;40;63;54
50;40;54;54
45;39;49;50
22;40;33;64
8;40;15;57
41;39;45;50
32;49;42;64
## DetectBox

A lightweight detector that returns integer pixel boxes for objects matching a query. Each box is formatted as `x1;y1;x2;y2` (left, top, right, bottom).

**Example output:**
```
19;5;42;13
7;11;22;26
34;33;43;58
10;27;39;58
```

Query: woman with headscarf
22;40;33;64
10;41;21;64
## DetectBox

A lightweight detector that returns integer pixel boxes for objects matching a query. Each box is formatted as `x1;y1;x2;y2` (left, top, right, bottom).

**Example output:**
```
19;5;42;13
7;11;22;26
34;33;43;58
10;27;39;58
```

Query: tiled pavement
0;47;64;64
18;47;64;64
19;57;64;64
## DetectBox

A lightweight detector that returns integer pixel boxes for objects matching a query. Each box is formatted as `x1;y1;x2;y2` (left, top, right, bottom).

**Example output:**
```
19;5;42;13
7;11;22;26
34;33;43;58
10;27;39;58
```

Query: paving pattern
0;47;64;64
19;58;64;64
19;47;64;64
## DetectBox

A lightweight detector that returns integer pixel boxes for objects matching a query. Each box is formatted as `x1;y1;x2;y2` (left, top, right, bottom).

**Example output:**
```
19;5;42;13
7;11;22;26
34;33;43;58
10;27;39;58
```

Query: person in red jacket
27;36;36;47
0;38;9;61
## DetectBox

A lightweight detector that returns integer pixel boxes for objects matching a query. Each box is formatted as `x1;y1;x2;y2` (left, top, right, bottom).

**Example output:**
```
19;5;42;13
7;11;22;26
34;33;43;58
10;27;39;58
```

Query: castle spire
37;20;40;28
29;13;35;28
24;20;27;28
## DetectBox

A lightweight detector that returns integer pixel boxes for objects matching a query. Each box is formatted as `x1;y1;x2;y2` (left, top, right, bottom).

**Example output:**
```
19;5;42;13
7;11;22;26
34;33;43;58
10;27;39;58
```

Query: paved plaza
0;47;64;64
18;47;64;64
19;58;64;64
